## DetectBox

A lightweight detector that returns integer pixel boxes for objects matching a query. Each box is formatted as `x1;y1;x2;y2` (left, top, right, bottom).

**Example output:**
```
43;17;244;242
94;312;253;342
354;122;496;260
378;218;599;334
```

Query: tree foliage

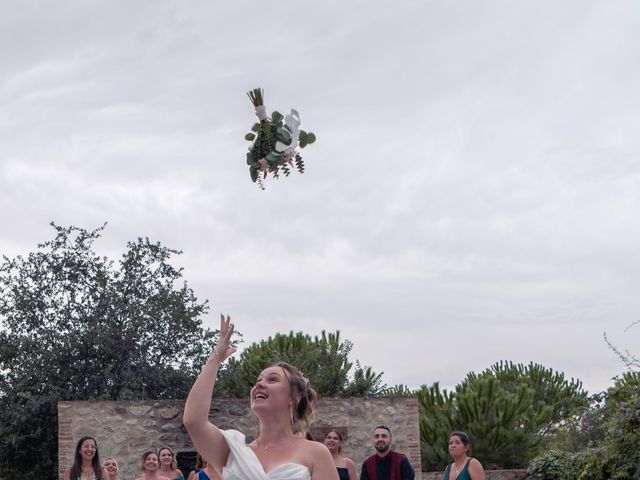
418;383;456;470
418;361;588;470
529;372;640;479
0;223;217;478
216;330;386;397
530;324;640;479
466;361;587;437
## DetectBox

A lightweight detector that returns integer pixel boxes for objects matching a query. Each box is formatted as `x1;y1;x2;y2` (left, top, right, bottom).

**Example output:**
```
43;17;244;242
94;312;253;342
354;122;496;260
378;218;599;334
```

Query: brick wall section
58;403;75;480
422;470;528;480
58;397;421;480
403;397;421;469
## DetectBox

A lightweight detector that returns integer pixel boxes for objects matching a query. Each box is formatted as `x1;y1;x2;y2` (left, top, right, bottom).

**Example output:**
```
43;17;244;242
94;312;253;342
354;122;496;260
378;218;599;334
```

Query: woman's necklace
81;469;96;480
453;459;466;478
257;435;297;451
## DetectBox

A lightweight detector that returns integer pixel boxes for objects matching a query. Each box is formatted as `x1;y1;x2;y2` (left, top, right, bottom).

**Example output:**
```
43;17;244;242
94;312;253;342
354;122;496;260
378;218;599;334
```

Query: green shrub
528;450;579;480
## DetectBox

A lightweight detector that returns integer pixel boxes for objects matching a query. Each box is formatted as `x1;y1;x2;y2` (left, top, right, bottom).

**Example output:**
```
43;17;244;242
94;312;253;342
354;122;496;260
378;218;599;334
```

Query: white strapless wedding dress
221;430;311;480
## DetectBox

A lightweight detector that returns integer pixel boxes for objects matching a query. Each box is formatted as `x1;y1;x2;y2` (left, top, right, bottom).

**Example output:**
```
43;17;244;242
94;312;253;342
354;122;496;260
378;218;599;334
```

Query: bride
184;315;338;480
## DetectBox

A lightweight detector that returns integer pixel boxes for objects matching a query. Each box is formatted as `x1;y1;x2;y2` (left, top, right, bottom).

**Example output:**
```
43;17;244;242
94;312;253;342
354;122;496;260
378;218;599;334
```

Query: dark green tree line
0;223;217;478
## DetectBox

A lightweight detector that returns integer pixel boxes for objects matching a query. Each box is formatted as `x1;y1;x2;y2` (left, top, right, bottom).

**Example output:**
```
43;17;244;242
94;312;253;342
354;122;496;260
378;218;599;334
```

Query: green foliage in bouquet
244;88;316;189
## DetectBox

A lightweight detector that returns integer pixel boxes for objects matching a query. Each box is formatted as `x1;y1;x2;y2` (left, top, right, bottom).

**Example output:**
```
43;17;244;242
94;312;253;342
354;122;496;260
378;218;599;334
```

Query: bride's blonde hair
273;362;317;434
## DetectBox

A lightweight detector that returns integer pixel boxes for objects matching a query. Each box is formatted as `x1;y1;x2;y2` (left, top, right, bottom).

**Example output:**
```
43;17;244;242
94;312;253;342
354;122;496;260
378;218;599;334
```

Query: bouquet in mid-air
244;88;316;189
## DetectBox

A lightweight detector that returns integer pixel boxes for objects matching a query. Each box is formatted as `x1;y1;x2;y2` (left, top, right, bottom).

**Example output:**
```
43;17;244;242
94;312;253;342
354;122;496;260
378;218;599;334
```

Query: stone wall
58;396;420;480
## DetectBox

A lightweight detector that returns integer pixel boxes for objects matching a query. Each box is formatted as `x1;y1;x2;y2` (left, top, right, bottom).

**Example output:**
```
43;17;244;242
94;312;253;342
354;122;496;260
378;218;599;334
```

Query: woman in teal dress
158;446;185;480
443;432;485;480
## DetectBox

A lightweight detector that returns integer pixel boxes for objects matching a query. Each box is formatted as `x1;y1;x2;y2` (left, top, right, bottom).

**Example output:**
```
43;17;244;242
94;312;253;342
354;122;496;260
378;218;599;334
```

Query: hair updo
274;362;317;434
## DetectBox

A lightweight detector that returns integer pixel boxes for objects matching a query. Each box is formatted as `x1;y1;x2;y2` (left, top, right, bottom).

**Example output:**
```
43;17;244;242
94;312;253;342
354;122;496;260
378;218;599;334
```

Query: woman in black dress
324;430;357;480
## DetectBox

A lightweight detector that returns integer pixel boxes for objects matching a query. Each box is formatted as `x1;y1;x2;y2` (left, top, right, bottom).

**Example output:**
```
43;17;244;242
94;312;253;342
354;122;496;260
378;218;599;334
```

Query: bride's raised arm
183;314;237;474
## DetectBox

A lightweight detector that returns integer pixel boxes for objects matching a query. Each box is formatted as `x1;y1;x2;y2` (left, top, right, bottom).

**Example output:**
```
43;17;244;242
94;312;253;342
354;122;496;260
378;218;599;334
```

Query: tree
346;362;387;396
0;223;217;478
529;372;640;479
418;362;587;471
530;325;640;479
417;383;456;471
463;361;588;444
455;376;548;468
216;330;386;397
417;378;541;470
584;372;640;479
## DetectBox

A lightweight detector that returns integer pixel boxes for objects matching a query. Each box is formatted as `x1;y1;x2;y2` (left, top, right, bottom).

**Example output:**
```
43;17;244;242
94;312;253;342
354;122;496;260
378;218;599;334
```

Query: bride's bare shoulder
303;440;339;479
303;438;329;451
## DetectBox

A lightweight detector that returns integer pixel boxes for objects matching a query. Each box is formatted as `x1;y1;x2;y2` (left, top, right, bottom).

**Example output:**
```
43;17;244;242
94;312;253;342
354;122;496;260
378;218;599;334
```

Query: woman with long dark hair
63;436;104;480
323;430;357;480
443;431;485;480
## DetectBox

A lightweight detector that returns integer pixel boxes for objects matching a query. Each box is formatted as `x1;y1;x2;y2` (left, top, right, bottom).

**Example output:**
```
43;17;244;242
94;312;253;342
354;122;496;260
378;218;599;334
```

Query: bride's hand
208;314;237;364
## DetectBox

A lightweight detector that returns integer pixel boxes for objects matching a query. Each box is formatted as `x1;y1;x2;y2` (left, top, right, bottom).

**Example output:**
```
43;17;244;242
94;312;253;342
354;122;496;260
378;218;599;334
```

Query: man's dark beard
375;443;389;454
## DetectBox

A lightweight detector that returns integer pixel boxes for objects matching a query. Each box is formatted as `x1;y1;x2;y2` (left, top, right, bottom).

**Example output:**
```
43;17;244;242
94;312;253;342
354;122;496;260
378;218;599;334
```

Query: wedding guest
102;457;119;480
443;431;485;480
64;436;105;480
158;446;184;480
135;451;171;480
323;430;357;480
361;426;415;480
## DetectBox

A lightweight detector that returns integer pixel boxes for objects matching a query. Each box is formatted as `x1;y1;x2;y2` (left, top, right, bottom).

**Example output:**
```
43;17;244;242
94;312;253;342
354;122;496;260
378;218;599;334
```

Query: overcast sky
1;1;639;394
